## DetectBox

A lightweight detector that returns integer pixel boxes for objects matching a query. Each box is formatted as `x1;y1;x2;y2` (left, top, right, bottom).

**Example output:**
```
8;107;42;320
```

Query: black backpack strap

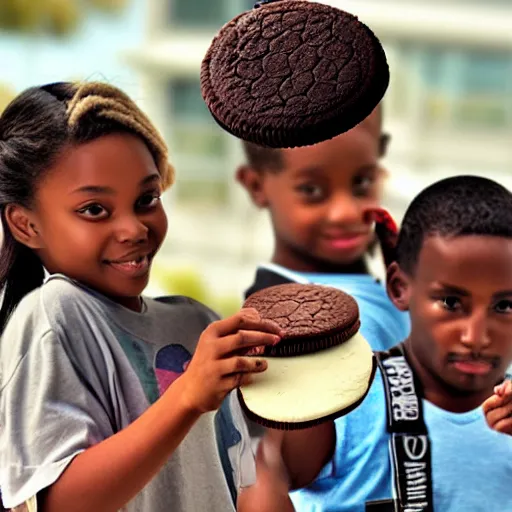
366;344;434;512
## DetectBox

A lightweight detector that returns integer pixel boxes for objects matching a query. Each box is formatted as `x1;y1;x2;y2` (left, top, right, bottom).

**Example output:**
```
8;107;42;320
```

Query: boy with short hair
217;107;409;503
238;175;512;511
237;104;408;352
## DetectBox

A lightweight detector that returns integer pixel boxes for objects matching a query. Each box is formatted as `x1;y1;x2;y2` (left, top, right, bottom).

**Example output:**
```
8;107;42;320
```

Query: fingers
220;355;269;390
201;309;285;360
211;309;284;338
483;383;512;416
493;416;512;435
483;394;502;415
224;372;254;390
494;379;512;397
218;330;281;357
485;400;512;429
222;356;268;377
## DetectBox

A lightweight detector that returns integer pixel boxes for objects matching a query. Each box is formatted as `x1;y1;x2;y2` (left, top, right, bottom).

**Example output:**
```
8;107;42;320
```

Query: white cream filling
240;332;374;423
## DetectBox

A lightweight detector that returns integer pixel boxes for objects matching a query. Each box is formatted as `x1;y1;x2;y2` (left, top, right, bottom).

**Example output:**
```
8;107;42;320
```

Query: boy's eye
77;203;108;219
494;300;512;314
295;183;325;201
137;192;161;209
353;175;376;197
439;296;462;312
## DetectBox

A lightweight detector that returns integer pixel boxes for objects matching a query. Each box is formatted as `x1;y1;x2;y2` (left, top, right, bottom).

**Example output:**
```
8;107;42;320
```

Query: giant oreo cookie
238;283;376;430
201;0;389;148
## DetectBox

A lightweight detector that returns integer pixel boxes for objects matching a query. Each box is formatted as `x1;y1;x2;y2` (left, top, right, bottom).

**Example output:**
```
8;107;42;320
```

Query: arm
237;431;295;512
40;377;199;512
281;422;335;490
223;394;335;503
236;424;335;512
2;309;282;512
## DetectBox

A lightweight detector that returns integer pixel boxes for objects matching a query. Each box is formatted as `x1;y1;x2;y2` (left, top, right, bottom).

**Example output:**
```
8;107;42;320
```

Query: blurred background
1;0;511;316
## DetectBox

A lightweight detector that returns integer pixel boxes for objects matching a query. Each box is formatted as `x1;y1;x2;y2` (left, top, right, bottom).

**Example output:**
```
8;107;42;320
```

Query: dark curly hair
396;175;512;274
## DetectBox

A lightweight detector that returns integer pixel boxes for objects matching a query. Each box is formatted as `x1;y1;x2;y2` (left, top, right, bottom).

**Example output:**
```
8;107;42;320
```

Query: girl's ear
386;261;411;311
4;204;44;250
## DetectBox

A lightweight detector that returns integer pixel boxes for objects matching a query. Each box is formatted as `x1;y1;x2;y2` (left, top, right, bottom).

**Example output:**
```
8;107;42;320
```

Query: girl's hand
178;308;284;414
483;380;512;435
237;431;295;512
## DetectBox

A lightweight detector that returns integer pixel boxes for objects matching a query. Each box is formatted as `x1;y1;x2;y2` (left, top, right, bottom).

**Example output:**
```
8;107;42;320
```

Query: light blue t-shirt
259;263;410;352
290;369;512;511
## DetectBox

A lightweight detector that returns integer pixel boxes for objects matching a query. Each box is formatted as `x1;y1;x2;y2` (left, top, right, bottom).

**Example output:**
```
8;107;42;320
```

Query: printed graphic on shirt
155;344;192;396
114;326;192;403
115;328;161;403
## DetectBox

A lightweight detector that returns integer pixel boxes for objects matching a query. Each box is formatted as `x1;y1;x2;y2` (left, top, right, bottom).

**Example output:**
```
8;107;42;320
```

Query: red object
364;208;398;267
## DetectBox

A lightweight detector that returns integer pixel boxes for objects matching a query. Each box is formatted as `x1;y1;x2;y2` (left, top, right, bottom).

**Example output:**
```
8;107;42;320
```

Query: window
170;0;228;27
169;80;226;158
167;79;232;207
169;0;255;28
399;45;512;130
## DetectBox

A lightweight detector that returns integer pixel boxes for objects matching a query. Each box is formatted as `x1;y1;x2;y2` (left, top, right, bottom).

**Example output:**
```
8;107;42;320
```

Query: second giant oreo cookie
238;283;376;430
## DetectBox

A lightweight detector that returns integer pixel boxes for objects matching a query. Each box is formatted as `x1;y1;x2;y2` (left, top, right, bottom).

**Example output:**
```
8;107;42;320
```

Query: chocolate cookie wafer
238;283;376;430
200;0;389;148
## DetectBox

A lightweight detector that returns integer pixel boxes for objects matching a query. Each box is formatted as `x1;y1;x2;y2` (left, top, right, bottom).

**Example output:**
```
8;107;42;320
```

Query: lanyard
367;345;434;512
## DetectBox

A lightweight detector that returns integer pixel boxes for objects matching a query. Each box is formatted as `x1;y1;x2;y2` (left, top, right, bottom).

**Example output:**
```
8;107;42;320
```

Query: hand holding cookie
483;379;512;435
178;309;283;414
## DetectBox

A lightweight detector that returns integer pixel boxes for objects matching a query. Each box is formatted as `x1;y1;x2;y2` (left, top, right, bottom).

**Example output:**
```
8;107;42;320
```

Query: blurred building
126;0;512;297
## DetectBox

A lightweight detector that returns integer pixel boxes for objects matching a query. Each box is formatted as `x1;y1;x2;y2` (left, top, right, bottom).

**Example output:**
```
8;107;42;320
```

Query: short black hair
242;141;283;172
396;175;512;274
242;103;385;172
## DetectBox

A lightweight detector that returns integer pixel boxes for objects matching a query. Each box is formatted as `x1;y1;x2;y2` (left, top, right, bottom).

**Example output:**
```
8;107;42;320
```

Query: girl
0;81;282;512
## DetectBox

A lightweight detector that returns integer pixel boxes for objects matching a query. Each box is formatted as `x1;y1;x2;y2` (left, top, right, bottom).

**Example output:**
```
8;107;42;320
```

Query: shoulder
0;275;102;377
1;275;85;345
35;275;111;336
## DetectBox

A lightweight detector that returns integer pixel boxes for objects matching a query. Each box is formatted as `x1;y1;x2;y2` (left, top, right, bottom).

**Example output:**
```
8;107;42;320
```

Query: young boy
236;104;409;352
238;175;512;511
217;106;410;503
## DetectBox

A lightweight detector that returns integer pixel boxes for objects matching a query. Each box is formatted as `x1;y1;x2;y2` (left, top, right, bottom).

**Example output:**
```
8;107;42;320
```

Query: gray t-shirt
0;274;235;511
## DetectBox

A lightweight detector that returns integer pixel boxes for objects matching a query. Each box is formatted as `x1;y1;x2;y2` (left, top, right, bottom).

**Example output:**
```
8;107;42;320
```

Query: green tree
0;0;128;37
